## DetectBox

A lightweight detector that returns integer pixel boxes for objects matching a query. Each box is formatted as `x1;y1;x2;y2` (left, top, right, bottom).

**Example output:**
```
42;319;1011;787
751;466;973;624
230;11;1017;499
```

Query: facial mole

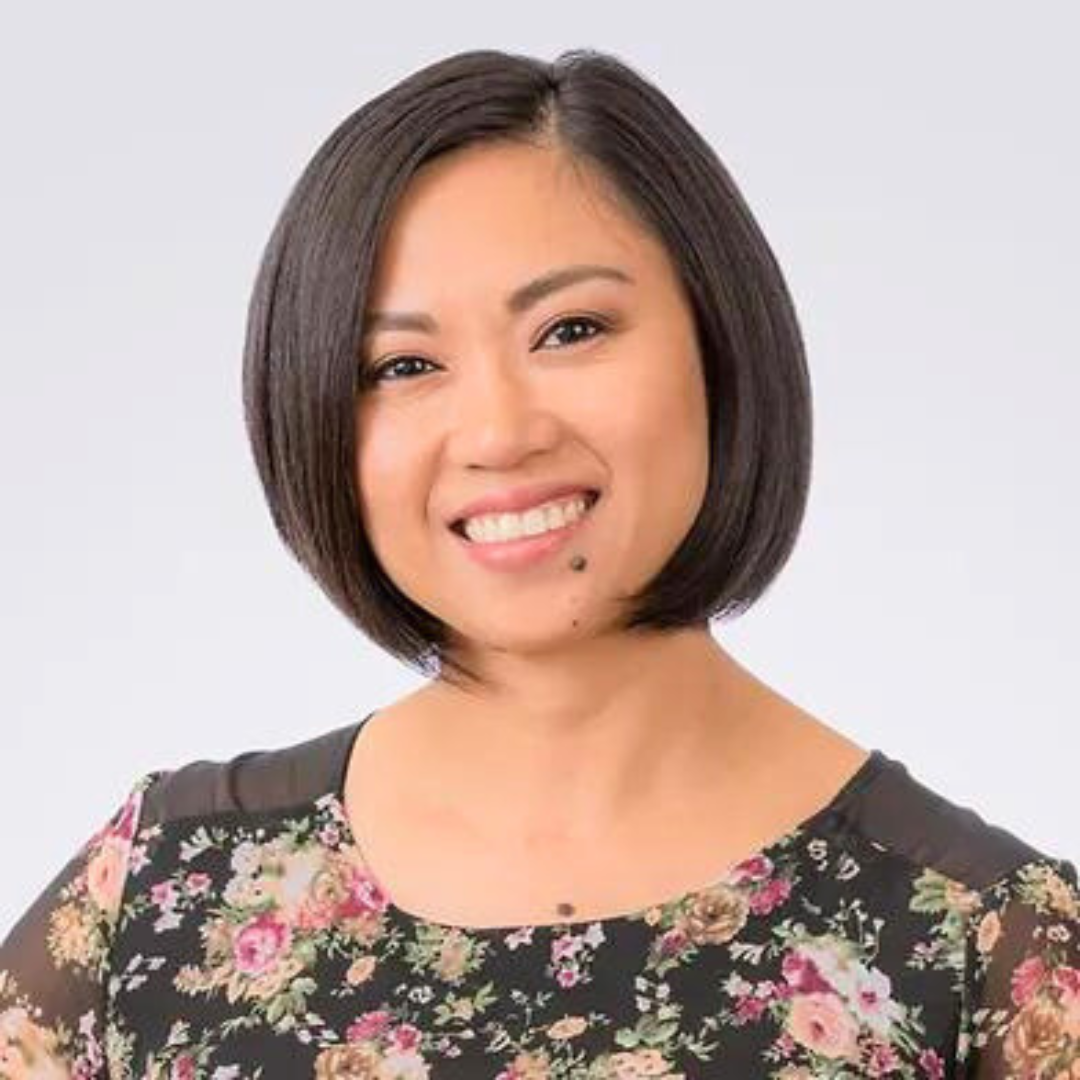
569;555;587;572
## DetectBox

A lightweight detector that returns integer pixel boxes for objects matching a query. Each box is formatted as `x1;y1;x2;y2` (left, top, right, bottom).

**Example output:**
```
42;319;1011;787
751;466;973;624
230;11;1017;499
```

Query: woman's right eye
362;355;436;385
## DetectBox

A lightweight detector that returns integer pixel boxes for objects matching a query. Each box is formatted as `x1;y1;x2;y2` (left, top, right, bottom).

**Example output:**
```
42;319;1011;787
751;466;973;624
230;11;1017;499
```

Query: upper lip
448;481;600;526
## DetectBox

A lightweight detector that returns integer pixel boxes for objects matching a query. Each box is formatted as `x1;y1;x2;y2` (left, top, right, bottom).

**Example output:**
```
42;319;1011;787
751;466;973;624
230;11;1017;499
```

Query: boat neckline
328;708;891;938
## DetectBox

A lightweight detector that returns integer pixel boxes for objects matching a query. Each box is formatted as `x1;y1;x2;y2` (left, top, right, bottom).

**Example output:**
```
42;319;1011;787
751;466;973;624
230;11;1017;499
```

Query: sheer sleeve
956;854;1080;1078
0;771;161;1079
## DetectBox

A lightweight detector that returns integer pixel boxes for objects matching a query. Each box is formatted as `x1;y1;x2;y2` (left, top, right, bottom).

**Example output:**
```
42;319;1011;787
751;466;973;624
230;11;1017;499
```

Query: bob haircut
242;47;811;694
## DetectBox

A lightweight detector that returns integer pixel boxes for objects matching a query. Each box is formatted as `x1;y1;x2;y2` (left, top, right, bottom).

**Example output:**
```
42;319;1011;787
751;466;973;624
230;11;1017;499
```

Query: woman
1;47;1076;1079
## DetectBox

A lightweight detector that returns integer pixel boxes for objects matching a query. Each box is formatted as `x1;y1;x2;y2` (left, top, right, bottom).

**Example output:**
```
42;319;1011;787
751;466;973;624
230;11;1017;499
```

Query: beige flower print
975;910;1002;955
0;1005;71;1080
675;882;749;946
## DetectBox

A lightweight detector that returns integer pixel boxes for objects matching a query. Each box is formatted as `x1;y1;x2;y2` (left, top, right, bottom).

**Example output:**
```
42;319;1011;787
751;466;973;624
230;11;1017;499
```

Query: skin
349;138;867;928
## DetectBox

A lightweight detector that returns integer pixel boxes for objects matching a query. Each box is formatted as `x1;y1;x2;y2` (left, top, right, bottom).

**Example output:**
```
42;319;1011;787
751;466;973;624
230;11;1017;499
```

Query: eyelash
360;313;612;387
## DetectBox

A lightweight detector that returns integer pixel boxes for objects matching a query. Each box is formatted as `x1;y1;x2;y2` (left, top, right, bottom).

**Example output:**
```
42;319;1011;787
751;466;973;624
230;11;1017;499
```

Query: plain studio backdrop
1;5;1076;929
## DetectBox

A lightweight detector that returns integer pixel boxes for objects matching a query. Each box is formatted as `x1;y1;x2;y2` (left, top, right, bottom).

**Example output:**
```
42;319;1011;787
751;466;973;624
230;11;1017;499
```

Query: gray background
2;4;1076;927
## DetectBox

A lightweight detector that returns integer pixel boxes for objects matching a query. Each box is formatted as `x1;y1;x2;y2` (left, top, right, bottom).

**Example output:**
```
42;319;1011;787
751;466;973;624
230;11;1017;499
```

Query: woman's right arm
0;771;161;1079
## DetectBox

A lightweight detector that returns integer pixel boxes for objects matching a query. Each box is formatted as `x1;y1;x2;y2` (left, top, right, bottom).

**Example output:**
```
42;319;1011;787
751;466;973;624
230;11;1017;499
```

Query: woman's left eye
535;314;608;350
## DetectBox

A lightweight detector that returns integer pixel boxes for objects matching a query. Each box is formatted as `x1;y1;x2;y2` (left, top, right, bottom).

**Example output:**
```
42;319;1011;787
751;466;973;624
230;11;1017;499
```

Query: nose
447;353;559;467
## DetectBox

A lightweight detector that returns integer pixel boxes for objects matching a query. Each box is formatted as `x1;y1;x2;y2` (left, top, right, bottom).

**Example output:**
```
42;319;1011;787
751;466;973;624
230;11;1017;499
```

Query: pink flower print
1054;966;1080;1038
170;1054;196;1080
113;792;140;842
343;868;390;918
729;853;775;884
85;835;130;914
850;967;904;1036
658;928;689;956
1010;954;1048;1007
735;994;769;1022
1054;965;1080;998
505;926;535;950
551;933;583;963
749;876;792;915
232;912;292;976
389;1023;421;1052
556;965;582;989
346;1010;392;1042
294;902;334;934
184;872;211;896
129;843;151;875
910;941;935;965
732;980;777;1023
781;950;834;995
76;1009;104;1076
785;991;859;1060
319;823;341;847
775;1031;796;1056
150;880;178;909
918;1047;944;1079
864;1039;901;1077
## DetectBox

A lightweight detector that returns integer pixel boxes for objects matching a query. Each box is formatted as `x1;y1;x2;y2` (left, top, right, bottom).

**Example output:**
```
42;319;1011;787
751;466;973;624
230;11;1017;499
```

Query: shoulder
844;749;1069;892
137;718;362;829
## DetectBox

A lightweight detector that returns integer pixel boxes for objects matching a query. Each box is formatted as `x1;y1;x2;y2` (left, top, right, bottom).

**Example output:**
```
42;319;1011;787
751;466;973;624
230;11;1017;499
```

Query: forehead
366;141;659;302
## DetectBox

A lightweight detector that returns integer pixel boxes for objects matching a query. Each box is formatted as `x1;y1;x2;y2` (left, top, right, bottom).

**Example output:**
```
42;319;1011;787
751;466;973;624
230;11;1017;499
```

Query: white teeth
462;494;594;544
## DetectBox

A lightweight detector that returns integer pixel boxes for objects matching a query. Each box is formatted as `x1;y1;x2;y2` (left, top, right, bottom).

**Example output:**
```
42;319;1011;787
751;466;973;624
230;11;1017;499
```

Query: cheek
601;346;708;464
354;414;425;534
608;349;711;537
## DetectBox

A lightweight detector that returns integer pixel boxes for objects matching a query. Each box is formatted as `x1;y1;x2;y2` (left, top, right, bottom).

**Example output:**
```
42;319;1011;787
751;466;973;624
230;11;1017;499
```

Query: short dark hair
242;47;812;694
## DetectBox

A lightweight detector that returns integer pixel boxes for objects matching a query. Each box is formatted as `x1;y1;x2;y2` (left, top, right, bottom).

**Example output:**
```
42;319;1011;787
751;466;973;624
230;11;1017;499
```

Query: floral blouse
1;712;1077;1079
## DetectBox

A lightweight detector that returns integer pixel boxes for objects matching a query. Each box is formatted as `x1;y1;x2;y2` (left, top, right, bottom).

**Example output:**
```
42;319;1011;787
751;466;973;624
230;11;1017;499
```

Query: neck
397;629;783;846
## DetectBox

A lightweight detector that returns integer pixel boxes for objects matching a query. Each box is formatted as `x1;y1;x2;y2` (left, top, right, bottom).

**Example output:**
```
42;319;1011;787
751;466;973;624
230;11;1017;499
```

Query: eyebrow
362;263;634;337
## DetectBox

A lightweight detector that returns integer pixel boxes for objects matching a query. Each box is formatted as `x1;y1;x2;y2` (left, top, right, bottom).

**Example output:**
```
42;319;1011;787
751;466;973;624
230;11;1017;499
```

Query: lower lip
450;496;599;572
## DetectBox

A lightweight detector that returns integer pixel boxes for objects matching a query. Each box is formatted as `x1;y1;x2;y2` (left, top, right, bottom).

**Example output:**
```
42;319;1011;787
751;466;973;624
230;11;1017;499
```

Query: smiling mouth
449;489;601;539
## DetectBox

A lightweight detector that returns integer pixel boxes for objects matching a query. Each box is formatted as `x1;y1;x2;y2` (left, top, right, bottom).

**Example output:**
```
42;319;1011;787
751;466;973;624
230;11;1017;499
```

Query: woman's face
354;140;710;660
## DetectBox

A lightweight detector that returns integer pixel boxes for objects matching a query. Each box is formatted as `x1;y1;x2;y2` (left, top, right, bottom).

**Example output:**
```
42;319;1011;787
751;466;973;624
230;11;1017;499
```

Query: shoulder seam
138;766;340;832
136;721;360;826
835;812;1054;895
832;754;1051;892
